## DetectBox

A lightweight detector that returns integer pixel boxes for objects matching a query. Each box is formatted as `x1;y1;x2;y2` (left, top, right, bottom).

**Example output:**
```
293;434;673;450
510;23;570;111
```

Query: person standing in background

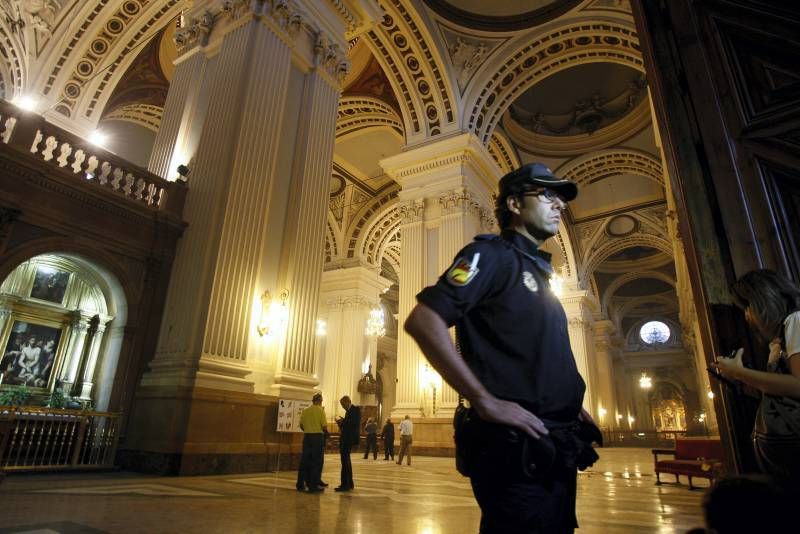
382;418;395;461
335;395;361;491
397;415;413;466
296;393;327;493
363;417;378;460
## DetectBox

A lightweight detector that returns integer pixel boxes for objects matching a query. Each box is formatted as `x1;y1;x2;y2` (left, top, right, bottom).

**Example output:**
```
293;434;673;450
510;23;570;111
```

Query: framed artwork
0;320;63;390
30;267;70;304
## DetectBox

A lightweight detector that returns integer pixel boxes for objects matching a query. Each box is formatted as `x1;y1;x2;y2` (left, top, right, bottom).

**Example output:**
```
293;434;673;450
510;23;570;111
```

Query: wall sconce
316;319;327;336
257;289;289;337
627;414;635;428
176;164;191;182
638;371;652;390
421;363;443;417
365;306;385;337
707;389;714;399
597;406;607;422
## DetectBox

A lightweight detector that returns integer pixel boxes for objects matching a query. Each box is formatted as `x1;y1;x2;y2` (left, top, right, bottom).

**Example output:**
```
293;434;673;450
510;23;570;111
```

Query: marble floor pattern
0;448;707;533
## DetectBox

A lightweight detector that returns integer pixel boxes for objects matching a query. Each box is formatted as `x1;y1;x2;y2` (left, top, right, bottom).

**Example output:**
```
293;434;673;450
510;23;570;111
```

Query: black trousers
470;463;578;534
384;438;394;459
363;434;378;459
296;433;324;490
339;441;354;488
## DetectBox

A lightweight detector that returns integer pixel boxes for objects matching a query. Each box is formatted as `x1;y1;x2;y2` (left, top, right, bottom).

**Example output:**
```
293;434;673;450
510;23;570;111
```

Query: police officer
405;162;596;533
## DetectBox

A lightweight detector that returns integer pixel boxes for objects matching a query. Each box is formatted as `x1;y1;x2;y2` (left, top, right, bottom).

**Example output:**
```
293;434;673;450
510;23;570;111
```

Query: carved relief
399;199;425;224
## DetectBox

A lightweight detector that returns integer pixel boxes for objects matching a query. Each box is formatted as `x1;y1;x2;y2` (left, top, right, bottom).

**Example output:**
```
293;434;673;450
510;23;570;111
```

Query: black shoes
318;481;329;487
305;487;324;493
334;485;353;492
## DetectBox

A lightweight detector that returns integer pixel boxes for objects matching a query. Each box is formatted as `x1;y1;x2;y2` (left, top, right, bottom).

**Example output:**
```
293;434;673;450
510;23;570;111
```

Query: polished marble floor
0;448;706;533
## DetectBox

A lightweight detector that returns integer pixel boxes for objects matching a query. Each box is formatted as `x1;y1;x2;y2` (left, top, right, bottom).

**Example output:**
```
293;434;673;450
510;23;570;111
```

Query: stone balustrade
0;100;186;217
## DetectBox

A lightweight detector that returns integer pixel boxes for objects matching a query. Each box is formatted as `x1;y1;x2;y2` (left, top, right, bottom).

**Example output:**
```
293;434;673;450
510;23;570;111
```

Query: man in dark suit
335;395;361;492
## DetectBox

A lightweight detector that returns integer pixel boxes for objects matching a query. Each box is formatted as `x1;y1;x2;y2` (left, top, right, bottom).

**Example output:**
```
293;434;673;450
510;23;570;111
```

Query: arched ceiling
2;0;684;345
422;0;583;32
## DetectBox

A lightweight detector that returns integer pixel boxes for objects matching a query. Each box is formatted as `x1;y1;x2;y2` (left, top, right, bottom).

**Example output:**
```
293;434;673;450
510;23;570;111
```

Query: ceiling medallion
606;215;638;237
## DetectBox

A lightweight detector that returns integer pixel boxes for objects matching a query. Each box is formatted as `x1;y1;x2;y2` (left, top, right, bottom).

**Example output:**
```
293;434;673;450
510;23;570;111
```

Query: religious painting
30;267;70;304
0;320;63;389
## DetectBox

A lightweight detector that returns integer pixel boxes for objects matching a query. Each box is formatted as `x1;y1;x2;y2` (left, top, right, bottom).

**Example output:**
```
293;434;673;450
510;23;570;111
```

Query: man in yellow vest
296;393;328;493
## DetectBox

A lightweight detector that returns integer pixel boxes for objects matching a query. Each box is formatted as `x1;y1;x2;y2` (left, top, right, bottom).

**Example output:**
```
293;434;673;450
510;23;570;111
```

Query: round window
640;320;670;344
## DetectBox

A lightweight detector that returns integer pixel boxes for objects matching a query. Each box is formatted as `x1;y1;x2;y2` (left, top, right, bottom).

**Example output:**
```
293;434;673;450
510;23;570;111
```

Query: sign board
276;399;311;433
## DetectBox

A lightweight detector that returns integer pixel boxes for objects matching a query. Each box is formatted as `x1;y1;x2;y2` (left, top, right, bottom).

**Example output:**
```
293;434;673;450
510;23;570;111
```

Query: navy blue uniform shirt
416;229;585;421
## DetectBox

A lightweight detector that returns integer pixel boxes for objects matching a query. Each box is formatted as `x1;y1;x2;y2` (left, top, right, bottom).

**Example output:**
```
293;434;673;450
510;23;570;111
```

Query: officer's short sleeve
416;240;505;326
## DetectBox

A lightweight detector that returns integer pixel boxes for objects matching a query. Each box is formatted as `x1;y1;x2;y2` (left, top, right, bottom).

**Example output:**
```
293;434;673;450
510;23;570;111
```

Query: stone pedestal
380;133;500;420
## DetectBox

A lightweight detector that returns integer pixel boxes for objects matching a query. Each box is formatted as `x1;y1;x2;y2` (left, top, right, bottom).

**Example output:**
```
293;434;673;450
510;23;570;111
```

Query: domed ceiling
423;0;582;31
507;63;647;138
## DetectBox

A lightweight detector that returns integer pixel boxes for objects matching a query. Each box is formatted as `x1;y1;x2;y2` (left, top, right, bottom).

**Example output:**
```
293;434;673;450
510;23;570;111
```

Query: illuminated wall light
707;389;714;399
638;371;652;389
88;130;109;147
11;95;38;112
598;406;607;421
315;319;327;336
256;289;289;337
627;415;635;428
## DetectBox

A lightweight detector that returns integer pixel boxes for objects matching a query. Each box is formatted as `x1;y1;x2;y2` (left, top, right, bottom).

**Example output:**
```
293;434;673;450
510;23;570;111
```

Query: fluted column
317;267;391;412
592;320;618;428
562;290;598;414
381;134;500;419
76;320;110;400
139;2;352;395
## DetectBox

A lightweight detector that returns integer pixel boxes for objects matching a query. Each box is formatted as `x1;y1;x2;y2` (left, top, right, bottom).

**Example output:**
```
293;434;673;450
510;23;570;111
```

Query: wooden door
632;0;800;472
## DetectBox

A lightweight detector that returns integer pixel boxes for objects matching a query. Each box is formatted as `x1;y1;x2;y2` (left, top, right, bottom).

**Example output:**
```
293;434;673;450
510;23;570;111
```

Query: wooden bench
652;437;723;489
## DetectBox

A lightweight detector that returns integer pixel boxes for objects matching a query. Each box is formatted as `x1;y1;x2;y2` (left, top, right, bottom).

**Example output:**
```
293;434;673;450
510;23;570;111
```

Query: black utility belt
453;406;600;480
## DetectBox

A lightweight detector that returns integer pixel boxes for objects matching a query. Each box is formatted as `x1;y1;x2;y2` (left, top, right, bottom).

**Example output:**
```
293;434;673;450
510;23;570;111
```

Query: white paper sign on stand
274;398;311;472
276;399;311;433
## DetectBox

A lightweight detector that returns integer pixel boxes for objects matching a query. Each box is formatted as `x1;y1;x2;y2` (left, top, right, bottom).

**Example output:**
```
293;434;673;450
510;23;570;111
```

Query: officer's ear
506;194;523;215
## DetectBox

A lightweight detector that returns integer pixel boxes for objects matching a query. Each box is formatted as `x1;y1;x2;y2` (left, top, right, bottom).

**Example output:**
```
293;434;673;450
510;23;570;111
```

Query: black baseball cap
498;162;578;201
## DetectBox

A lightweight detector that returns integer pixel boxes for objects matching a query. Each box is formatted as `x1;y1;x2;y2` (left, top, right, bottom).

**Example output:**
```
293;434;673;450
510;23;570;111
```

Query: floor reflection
0;448;705;533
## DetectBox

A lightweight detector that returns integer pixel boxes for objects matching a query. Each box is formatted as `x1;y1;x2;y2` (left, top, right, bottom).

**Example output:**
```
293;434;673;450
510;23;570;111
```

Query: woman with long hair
713;269;800;479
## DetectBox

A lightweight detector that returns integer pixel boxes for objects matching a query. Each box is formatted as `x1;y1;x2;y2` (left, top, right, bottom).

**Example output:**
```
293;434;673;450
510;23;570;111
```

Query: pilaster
317;266;391;417
592;319;619;428
381;133;501;419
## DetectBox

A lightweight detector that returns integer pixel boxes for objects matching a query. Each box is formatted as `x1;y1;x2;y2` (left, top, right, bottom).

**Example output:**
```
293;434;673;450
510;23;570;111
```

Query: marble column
58;313;91;392
592;320;618;428
139;2;352;396
76;318;111;400
317;266;391;417
381;134;500;419
561;289;598;415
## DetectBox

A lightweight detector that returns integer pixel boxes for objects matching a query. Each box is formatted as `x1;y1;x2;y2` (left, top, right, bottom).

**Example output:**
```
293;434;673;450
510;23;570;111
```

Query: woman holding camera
713;269;800;480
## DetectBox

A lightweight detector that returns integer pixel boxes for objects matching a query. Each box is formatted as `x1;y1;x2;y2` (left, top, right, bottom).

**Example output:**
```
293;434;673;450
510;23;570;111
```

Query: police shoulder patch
446;252;481;286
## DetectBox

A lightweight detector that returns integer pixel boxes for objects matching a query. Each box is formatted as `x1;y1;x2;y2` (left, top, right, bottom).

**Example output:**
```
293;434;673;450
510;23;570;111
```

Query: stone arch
42;0;182;122
465;16;642;143
0;26;23;98
487;129;520;174
582;234;673;284
358;201;402;268
382;240;401;283
364;0;458;142
345;186;400;262
336;96;404;141
601;270;676;317
324;214;340;264
556;149;664;188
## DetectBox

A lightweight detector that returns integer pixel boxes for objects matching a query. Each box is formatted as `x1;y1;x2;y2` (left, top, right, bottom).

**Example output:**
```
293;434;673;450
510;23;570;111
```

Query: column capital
179;0;374;85
398;199;425;224
381;133;501;200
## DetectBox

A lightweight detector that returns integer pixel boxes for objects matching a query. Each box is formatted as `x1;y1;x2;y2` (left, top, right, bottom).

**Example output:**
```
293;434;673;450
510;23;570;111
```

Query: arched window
639;320;670;345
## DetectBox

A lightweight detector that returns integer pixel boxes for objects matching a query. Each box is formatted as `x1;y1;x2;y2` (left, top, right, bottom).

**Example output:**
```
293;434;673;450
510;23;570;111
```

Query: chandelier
365;307;385;337
639;371;652;389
